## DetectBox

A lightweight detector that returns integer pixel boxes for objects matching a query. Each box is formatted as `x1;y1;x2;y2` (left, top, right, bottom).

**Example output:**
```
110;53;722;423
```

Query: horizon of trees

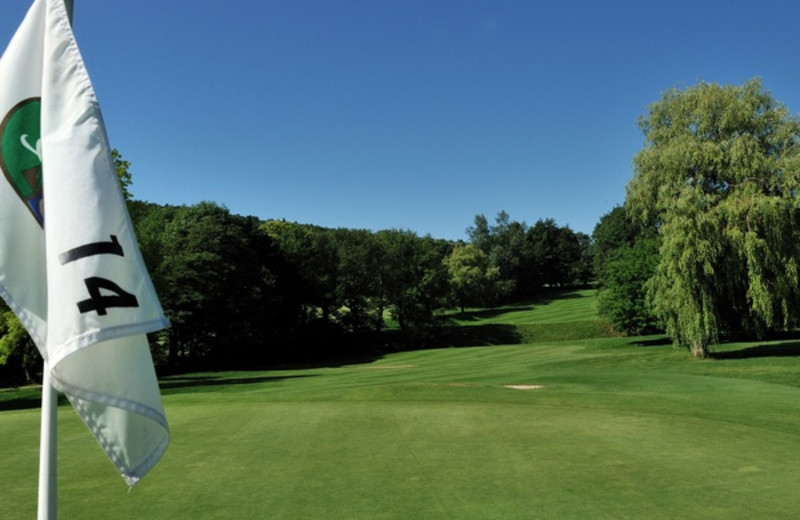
0;195;593;385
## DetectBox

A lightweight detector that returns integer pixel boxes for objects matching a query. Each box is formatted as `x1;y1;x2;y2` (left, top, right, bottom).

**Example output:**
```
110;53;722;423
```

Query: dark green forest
0;200;594;385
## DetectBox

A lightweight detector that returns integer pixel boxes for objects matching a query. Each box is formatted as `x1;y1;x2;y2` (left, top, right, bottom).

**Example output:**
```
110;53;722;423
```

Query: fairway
448;289;600;326
4;291;800;518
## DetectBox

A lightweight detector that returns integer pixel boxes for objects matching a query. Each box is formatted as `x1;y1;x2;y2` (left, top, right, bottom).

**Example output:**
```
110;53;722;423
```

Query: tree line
0;199;591;384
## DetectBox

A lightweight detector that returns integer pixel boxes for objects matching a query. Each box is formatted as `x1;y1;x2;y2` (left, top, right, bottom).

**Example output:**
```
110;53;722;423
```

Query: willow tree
627;79;800;357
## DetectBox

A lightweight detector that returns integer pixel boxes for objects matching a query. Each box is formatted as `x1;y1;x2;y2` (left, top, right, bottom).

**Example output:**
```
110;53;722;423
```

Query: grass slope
3;290;800;519
447;289;600;326
441;289;616;345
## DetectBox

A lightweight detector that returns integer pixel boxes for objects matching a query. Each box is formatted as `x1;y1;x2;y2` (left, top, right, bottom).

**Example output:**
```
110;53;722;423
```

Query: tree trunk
691;340;709;358
168;327;180;370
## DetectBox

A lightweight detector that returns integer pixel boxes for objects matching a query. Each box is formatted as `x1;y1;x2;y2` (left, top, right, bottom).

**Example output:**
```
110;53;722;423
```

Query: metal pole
37;362;58;520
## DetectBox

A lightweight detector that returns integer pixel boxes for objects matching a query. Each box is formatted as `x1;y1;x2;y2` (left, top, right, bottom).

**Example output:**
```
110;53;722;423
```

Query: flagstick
37;361;58;520
37;4;74;518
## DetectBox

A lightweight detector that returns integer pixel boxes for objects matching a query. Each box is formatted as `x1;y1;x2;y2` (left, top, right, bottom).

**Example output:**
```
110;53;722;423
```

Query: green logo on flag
0;97;44;226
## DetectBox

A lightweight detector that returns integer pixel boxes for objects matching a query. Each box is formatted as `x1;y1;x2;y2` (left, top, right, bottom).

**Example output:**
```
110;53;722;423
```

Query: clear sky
2;0;800;240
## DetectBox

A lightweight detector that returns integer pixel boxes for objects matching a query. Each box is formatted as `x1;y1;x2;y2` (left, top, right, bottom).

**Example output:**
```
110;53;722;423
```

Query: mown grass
3;290;800;519
441;289;616;345
446;288;599;326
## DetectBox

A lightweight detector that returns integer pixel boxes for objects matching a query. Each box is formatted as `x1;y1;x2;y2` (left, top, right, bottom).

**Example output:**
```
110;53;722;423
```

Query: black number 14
59;235;139;316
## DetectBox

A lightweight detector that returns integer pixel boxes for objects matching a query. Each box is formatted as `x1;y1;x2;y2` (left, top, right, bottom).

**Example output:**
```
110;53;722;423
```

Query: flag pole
37;362;58;520
36;2;76;517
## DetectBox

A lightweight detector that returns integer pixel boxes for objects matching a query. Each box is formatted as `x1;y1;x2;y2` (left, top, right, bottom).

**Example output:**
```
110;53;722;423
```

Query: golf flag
0;0;169;485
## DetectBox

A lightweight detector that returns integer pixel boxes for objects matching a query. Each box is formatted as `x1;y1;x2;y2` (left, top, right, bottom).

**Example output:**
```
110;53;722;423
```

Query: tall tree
627;79;800;357
467;211;526;298
527;219;580;288
444;243;501;311
376;229;450;341
261;220;339;327
333;228;385;334
592;206;643;275
157;202;278;368
572;232;594;286
593;205;660;335
596;237;660;335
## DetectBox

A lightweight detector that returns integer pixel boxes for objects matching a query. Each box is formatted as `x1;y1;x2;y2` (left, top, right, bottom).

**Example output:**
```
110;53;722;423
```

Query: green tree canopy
592;206;644;273
376;229;451;340
592;205;660;335
627;79;800;357
0;301;38;384
527;218;582;288
444;243;501;311
332;228;386;334
466;211;521;297
596;237;660;335
111;149;133;201
155;202;279;369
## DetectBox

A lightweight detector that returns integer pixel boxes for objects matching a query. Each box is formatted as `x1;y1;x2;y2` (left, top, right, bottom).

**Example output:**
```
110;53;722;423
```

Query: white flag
0;0;169;485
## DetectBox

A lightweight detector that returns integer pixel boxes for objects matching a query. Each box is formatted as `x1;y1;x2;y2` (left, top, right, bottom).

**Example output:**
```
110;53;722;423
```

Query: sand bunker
504;384;544;390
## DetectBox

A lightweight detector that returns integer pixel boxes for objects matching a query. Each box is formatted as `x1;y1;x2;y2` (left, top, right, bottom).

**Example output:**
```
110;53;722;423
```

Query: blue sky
2;0;800;240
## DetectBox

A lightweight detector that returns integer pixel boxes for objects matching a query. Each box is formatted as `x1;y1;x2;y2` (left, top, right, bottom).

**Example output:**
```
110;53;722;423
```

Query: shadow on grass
538;290;585;300
711;341;800;360
0;374;317;411
446;289;587;324
432;324;522;347
631;337;672;347
0;388;68;412
159;374;316;394
432;320;617;348
448;306;533;323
